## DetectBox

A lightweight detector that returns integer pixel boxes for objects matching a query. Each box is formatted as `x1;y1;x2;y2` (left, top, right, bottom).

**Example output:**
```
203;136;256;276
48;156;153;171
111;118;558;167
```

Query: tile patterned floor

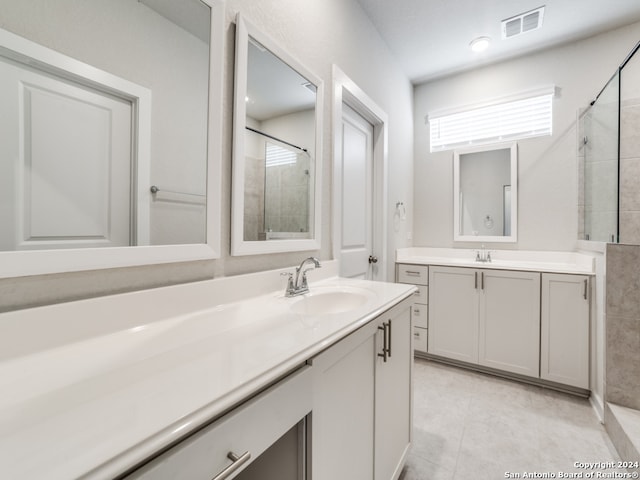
400;359;620;480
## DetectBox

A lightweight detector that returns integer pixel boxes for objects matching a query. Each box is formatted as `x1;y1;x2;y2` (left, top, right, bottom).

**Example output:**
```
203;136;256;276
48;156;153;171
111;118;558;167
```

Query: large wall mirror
232;14;323;256
453;143;518;243
0;0;223;278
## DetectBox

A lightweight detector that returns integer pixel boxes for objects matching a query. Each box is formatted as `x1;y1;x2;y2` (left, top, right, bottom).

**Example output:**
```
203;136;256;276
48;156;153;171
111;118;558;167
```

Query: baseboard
414;352;590;397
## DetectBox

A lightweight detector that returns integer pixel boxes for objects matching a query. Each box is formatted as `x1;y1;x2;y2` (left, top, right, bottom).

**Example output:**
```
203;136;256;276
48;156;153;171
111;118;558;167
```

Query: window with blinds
265;142;298;167
428;89;554;152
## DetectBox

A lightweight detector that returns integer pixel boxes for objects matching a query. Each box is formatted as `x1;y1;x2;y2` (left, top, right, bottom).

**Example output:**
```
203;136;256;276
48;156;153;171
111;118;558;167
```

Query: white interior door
0;56;133;251
340;104;375;279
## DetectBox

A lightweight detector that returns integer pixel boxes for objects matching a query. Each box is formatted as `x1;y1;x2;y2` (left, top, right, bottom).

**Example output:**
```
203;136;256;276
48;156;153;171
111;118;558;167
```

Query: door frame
0;0;225;278
0;28;152;247
332;65;388;281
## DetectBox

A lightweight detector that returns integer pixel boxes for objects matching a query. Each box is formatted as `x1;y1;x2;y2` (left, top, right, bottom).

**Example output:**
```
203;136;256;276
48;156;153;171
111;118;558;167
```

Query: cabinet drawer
398;265;428;285
411;285;428;304
411;303;428;329
413;327;428;353
127;366;313;480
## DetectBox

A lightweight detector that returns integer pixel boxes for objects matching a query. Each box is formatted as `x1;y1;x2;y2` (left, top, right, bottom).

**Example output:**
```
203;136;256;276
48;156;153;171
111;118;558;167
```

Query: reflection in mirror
453;143;518;243
244;36;315;241
0;0;211;251
503;185;512;236
232;15;323;255
244;132;312;240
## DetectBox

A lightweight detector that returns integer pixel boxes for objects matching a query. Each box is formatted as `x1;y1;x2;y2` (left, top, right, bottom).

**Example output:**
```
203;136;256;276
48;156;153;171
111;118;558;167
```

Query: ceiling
355;0;640;84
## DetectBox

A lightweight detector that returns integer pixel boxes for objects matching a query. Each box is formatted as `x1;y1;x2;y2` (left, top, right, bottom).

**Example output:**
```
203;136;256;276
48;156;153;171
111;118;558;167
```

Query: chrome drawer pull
211;451;251;480
404;270;421;276
378;324;388;362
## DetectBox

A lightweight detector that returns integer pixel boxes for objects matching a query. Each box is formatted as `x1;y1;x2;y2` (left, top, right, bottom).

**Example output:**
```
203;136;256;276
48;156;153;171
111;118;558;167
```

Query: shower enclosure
583;39;640;469
581;40;640;244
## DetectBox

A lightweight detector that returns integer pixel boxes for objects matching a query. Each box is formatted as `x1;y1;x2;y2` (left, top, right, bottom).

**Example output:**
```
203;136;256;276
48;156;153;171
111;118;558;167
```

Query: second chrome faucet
475;245;492;263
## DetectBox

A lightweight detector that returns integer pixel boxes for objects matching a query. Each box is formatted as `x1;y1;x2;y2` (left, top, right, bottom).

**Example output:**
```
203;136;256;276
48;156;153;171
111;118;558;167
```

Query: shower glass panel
243;127;312;241
264;143;311;238
583;71;619;243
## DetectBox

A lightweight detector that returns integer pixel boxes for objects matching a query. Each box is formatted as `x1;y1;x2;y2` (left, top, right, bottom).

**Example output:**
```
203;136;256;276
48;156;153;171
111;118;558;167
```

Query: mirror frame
0;0;224;279
231;14;323;256
453;142;518;243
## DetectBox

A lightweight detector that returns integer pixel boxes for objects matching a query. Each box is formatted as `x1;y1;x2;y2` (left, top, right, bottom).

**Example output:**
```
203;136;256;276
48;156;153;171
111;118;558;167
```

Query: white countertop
0;263;415;479
396;247;595;275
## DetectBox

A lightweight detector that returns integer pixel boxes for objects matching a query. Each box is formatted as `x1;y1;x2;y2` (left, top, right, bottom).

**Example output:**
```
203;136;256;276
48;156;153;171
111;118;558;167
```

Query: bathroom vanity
396;247;594;392
0;261;415;480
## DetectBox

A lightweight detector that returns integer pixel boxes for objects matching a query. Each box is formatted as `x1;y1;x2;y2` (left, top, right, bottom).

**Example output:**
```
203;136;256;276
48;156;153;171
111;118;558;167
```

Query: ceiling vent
502;6;545;39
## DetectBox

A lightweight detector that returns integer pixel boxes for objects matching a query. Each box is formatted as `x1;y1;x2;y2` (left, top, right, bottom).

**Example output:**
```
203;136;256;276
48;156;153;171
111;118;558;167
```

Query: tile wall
243;155;266;241
264;156;310;234
606;243;640;409
605;243;640;464
619;99;640;244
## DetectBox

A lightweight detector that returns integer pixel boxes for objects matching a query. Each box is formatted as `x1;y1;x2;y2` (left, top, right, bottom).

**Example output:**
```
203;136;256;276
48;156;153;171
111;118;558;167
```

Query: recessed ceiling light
470;36;491;53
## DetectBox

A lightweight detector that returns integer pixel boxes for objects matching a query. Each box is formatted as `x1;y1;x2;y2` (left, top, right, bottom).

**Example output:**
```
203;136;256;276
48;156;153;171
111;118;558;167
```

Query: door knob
368;255;378;264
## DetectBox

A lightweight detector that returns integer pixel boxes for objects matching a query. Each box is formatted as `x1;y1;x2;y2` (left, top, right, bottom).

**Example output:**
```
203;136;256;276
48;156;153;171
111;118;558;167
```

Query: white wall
220;0;414;279
0;0;414;311
0;0;210;246
413;21;640;251
413;23;640;416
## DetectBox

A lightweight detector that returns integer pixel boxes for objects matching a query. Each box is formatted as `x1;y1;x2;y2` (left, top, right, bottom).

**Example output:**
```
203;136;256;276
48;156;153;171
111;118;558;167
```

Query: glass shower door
583;71;619;242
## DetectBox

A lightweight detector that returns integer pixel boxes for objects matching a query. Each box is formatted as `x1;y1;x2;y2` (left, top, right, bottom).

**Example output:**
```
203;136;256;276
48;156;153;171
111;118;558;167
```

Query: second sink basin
289;287;371;315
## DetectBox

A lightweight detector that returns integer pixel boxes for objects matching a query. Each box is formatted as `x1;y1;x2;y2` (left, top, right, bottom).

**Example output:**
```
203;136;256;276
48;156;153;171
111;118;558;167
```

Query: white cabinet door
312;297;413;480
375;303;412;480
311;321;377;480
479;270;541;377
428;266;479;363
541;274;590;389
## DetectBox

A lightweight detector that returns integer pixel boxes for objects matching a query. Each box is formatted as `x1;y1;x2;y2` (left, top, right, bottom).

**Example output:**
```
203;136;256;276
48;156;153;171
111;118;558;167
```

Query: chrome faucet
284;257;322;297
475;245;492;263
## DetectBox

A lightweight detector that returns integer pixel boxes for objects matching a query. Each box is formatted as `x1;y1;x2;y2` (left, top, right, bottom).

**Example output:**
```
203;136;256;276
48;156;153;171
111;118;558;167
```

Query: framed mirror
0;0;224;278
232;14;323;256
453;143;518;243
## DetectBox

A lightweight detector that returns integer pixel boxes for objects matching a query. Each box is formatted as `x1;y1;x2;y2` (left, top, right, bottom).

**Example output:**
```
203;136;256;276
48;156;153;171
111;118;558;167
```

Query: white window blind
429;90;553;152
265;142;298;167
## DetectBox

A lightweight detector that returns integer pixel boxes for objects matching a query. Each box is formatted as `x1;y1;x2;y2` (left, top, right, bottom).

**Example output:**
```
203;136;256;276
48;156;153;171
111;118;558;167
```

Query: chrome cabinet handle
583;279;588;300
481;271;485;290
378;320;392;362
369;255;378;264
474;271;478;289
211;451;251;480
378;324;388;362
404;270;421;276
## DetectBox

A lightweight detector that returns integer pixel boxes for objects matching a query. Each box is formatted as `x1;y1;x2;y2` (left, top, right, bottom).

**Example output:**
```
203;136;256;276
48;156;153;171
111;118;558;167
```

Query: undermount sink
289;287;371;315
